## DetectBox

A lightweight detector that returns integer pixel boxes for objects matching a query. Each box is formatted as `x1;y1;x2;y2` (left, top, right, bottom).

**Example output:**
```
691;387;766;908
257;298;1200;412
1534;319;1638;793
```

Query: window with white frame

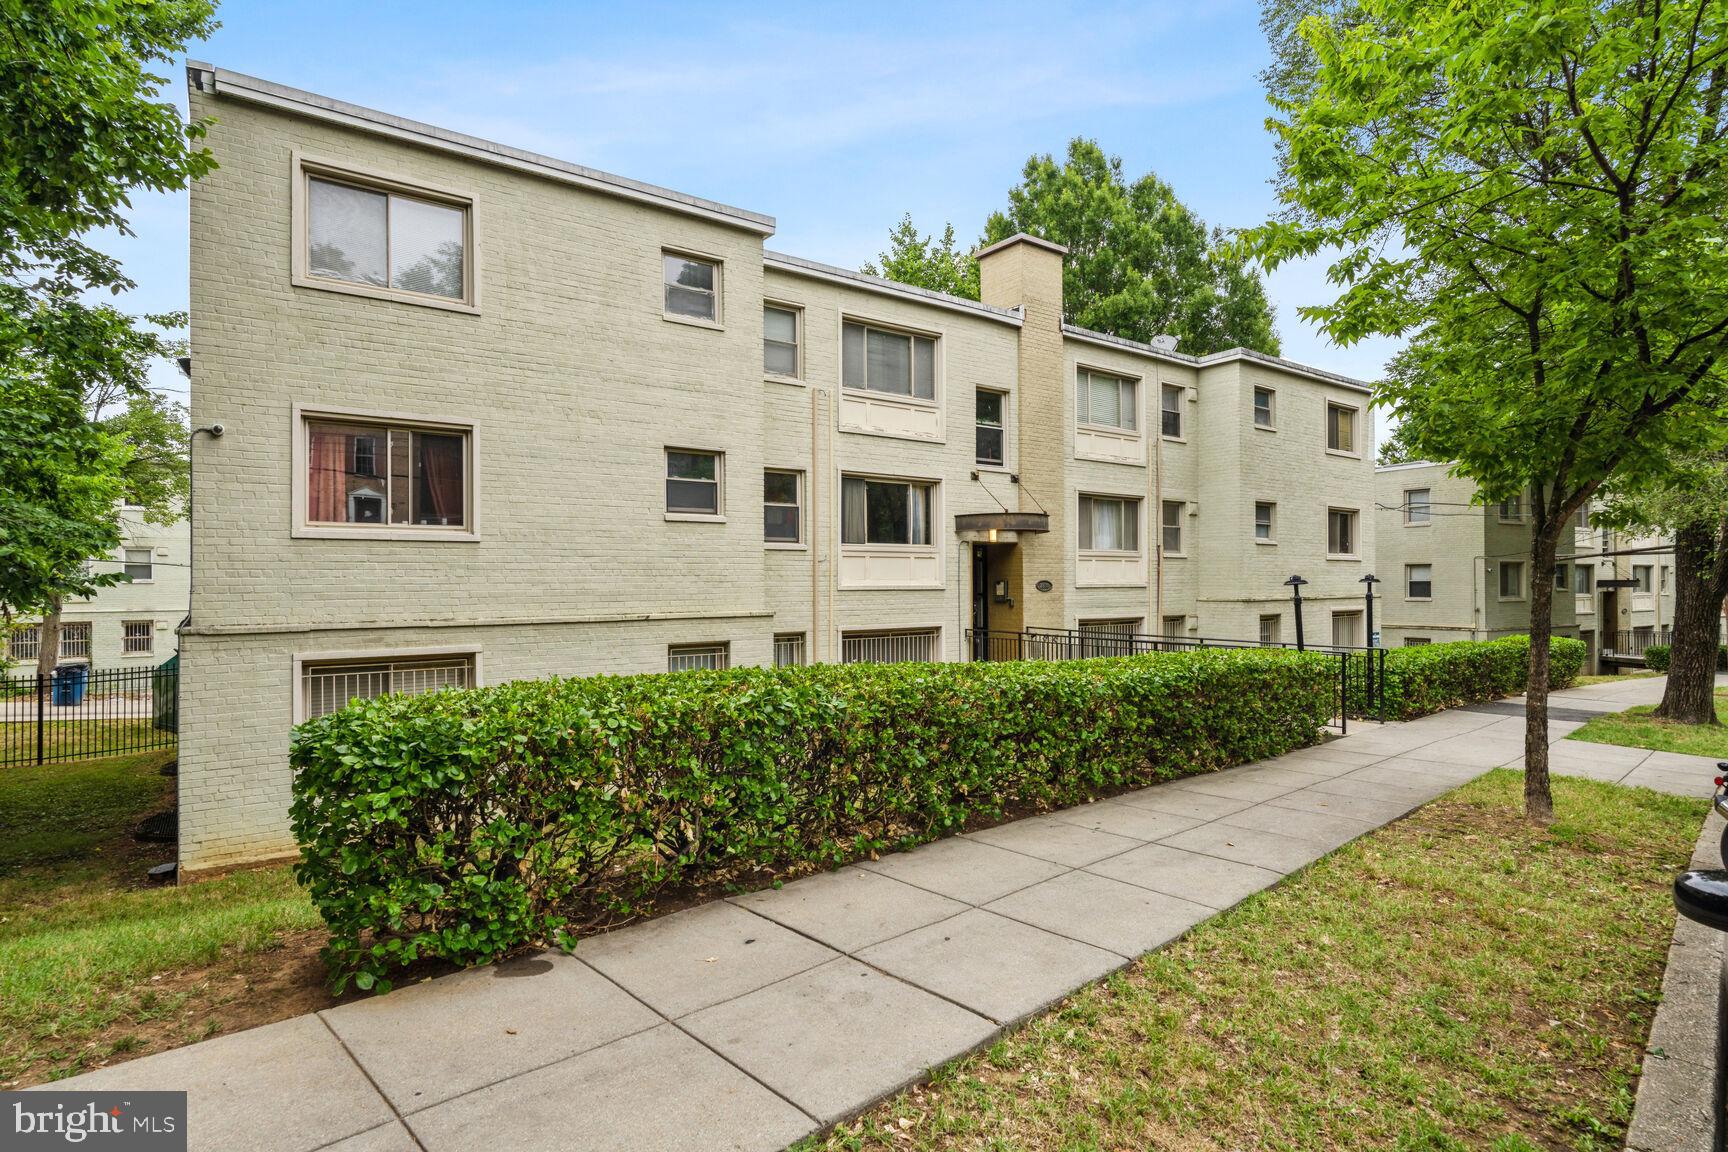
773;633;807;667
1325;402;1357;454
1075;368;1137;432
1327;508;1359;556
305;173;470;302
58;622;92;661
666;449;722;516
7;625;39;663
1078;618;1142;657
841;477;933;546
1254;501;1275;542
1259;614;1281;645
123;547;154;582
975;390;1005;466
304;416;470;531
1499;561;1525;599
1252;386;1275;428
1632;564;1653;592
668;643;729;672
122;620;154;655
763;304;799;377
664;252;719;322
841;629;938;664
763;469;801;543
1078;495;1140;553
1406;563;1433;599
1331;611;1364;647
301;654;473;721
1405;488;1431;525
1160;384;1183;438
1161;500;1185;556
842;321;935;400
1576;565;1594;592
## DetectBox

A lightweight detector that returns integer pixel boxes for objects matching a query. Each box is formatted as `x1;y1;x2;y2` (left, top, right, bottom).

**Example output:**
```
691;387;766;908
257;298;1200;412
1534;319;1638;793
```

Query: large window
843;322;935;400
301;654;473;721
1161;500;1185;556
123;548;154;582
306;175;469;302
1499;561;1525;599
305;417;469;531
841;629;939;663
763;469;802;543
841;477;933;546
1326;403;1357;454
1254;501;1275;542
763;304;799;376
1161;384;1183;438
666;449;722;516
975;390;1005;466
1406;563;1433;599
122;620;154;656
1079;496;1140;553
664;252;719;322
668;643;729;672
1328;508;1358;557
1076;369;1137;431
1404;488;1431;525
1253;387;1275;428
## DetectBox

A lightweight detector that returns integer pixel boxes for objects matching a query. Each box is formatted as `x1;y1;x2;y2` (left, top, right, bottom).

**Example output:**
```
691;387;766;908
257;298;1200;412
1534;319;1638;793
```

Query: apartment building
4;508;188;675
1375;461;1678;671
180;64;1377;870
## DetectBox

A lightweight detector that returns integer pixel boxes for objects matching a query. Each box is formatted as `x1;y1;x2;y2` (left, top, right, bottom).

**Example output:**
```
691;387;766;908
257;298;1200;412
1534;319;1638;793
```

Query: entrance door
971;544;990;659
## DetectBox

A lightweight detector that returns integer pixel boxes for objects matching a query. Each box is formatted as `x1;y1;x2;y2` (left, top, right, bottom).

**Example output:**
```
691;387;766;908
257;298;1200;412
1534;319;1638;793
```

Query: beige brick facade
180;64;1379;870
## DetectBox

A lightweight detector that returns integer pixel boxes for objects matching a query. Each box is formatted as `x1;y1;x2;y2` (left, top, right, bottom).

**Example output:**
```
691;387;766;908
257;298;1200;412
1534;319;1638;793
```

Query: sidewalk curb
1625;811;1724;1152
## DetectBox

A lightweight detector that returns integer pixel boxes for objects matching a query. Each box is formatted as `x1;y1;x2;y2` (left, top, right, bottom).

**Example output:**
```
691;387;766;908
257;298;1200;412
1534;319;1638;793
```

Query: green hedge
1347;634;1585;720
1643;644;1727;673
290;649;1337;991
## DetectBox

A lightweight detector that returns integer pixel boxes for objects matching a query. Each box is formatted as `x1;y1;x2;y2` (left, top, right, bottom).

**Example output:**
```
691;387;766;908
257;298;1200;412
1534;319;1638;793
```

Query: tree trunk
1524;527;1560;823
1654;516;1728;724
34;598;62;679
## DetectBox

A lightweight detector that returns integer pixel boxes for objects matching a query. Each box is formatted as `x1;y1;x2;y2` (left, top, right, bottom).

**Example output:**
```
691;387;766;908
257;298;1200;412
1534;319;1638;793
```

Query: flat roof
1062;324;1373;393
188;63;776;235
764;251;1023;325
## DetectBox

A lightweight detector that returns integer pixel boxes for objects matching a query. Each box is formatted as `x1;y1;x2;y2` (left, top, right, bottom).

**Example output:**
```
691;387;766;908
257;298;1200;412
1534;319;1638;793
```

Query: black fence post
36;672;45;766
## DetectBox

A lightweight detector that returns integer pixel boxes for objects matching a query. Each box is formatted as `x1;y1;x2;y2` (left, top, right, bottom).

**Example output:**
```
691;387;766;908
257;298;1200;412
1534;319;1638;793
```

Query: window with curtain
1500;561;1525;598
305;419;468;530
1327;508;1358;556
1406;564;1433;599
842;322;935;400
1576;565;1594;592
841;476;933;546
1326;403;1357;453
307;176;468;301
1633;564;1653;592
1079;496;1140;552
123;548;154;581
764;305;799;376
1076;369;1136;431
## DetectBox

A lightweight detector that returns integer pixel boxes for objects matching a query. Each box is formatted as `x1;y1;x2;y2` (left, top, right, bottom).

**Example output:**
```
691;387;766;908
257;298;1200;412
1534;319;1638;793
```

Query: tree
861;215;980;300
1250;0;1728;820
980;139;1280;355
1596;452;1728;724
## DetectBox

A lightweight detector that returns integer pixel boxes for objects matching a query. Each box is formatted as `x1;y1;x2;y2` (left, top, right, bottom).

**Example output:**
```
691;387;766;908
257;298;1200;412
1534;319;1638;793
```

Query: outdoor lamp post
1360;573;1381;705
1284;574;1309;651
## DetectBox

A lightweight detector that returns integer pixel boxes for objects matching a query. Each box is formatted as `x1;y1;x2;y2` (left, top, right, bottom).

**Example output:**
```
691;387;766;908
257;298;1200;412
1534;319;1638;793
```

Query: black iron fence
1600;629;1672;659
1;660;179;767
964;627;1388;730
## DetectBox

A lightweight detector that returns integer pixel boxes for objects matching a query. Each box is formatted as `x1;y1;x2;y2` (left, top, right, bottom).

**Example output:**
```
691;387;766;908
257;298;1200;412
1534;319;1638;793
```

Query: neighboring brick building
180;64;1377;870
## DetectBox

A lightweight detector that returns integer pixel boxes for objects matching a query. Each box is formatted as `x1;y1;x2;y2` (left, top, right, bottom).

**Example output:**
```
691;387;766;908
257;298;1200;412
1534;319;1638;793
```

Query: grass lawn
806;772;1706;1152
1568;688;1728;759
1570;671;1662;689
0;718;173;764
0;752;326;1087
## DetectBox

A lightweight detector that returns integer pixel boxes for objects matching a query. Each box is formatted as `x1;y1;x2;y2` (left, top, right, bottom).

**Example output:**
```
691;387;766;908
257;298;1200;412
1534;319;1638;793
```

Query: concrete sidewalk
37;677;1716;1152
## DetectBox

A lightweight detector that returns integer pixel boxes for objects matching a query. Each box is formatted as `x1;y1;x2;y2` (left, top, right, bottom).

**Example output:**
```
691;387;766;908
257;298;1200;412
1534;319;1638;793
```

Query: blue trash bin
51;664;88;706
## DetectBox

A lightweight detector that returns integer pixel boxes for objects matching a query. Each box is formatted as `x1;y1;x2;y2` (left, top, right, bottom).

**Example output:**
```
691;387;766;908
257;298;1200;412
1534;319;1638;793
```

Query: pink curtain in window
308;428;345;522
420;434;464;524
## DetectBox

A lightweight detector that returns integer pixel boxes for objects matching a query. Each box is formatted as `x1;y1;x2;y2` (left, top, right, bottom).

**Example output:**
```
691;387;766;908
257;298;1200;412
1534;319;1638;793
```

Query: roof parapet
764;251;1023;326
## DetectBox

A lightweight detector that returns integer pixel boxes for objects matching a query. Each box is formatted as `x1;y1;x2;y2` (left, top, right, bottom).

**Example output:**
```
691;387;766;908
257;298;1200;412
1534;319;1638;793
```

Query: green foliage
860;215;979;300
1644;645;1670;673
98;390;189;525
291;650;1338;991
1349;636;1586;720
981;139;1280;355
0;379;128;619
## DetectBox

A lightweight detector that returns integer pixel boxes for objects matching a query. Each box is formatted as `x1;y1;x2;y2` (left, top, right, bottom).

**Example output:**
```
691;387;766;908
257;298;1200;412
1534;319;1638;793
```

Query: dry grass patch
808;772;1705;1152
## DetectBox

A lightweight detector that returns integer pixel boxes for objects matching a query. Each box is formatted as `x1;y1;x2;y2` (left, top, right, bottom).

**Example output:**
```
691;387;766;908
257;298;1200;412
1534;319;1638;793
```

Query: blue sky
117;0;1401;411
